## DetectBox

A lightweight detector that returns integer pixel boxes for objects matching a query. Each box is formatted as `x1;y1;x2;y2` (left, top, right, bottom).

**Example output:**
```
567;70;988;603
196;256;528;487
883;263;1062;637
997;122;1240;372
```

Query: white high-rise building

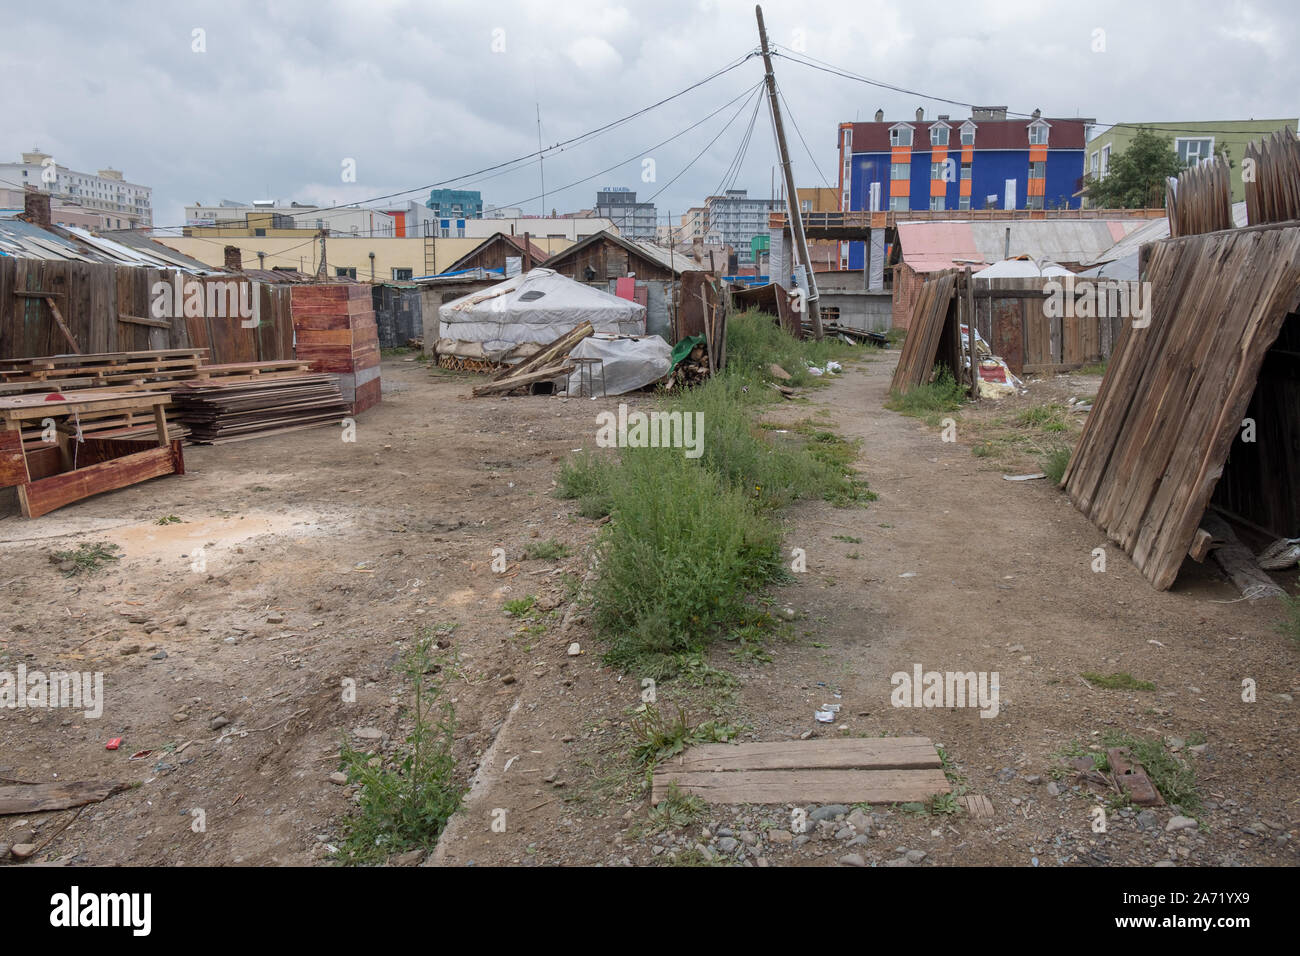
0;151;152;229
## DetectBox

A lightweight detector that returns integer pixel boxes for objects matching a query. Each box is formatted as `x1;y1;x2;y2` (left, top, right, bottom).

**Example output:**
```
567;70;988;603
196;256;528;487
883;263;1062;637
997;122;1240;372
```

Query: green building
1085;119;1297;203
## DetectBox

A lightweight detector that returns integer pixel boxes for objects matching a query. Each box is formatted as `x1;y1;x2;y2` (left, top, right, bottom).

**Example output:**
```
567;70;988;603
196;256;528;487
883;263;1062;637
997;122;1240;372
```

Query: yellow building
156;234;576;280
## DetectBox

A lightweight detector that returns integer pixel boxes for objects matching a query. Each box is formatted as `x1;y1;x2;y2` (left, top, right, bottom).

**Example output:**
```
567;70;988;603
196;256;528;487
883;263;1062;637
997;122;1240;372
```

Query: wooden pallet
651;737;950;806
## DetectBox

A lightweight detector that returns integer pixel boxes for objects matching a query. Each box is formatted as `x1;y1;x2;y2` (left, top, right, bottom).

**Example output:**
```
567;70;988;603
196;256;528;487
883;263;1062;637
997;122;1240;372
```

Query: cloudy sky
2;0;1295;232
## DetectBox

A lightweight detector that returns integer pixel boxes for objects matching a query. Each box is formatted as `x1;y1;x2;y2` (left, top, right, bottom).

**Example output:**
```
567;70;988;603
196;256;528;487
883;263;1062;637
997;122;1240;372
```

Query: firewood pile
663;342;711;390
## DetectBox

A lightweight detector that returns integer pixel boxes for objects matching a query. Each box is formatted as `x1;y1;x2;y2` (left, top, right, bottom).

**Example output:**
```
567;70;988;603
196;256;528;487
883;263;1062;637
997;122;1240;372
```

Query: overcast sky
3;0;1296;232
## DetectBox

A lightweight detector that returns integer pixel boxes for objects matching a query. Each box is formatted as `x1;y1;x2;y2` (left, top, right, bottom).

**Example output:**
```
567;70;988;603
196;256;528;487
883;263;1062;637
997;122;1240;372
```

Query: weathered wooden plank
651;768;951;806
0;779;127;815
656;738;941;774
18;445;178;518
0;426;28;488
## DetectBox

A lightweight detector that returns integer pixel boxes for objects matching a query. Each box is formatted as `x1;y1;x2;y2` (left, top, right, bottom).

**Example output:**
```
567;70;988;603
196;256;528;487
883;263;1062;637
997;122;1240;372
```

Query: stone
766;829;794;845
845;835;871;848
119;645;141;656
793;835;811;848
905;849;927;864
738;831;757;846
392;849;424;866
809;804;849;822
768;364;792;381
838;853;866;867
1166;815;1197;832
1024;775;1042;785
997;767;1017;783
1136;810;1160;830
210;716;230;730
354;727;384;740
834;826;854;840
266;613;285;624
171;712;189;723
847;809;872;833
501;674;516;685
150;650;168;661
11;843;37;859
567;642;581;656
328;772;348;785
1047;781;1062;796
882;857;913;867
715;837;738;853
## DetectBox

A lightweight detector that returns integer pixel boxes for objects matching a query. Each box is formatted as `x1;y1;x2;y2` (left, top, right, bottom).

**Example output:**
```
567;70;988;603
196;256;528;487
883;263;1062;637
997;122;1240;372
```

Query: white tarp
973;257;1072;279
437;268;645;362
564;334;672;396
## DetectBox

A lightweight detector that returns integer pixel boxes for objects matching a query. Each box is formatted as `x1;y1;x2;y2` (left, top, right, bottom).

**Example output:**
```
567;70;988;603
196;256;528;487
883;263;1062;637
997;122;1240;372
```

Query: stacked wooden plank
1063;223;1300;590
888;270;959;394
0;350;315;444
290;284;381;414
170;374;350;444
1245;128;1300;226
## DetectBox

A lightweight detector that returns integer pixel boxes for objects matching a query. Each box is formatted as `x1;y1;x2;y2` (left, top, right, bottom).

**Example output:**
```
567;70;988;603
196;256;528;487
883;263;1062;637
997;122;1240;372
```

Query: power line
131;49;762;234
778;86;835;192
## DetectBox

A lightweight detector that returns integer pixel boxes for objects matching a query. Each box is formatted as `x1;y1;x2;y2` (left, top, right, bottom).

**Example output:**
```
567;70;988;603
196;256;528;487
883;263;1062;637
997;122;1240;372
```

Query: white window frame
929;196;946;211
1100;144;1111;179
930;162;947;180
1090;151;1099;176
1029;160;1046;179
890;162;910;181
1028;120;1050;146
958;196;971;210
960;164;972;181
888;195;908;211
889;124;914;148
929;124;949;147
1175;136;1215;166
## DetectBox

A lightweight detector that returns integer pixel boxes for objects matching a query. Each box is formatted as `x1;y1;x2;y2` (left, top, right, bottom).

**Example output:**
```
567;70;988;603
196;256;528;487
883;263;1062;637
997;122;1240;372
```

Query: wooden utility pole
756;4;822;339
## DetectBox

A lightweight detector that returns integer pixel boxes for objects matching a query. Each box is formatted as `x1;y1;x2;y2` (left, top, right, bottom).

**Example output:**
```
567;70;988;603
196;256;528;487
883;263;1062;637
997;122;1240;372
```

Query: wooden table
0;390;184;518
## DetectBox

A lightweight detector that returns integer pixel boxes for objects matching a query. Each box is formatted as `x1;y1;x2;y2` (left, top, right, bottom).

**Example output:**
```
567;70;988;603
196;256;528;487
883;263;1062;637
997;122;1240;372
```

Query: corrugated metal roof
898;218;1152;272
0;218;218;273
1082;202;1248;266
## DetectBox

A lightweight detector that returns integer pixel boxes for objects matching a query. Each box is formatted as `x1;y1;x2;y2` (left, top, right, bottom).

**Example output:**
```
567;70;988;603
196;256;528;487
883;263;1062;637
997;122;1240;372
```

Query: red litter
128;750;154;760
106;737;122;750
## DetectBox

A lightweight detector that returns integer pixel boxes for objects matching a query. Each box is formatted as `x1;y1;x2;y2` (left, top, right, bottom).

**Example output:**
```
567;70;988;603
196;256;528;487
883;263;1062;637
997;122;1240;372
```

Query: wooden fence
973;276;1120;375
1245;128;1300;226
0;256;293;363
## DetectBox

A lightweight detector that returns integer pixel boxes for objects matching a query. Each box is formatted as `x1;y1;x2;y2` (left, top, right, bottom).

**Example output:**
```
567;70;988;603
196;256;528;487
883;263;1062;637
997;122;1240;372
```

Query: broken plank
650;768;951;805
488;321;594;382
471;363;575;397
0;779;127;815
18;445;179;518
656;738;941;774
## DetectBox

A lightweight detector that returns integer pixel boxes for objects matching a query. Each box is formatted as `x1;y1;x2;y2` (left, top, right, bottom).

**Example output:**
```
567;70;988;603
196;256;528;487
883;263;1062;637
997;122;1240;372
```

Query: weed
832;534;862;544
504;595;537;617
1078;359;1109;377
554;451;616;518
885;367;966;423
1082;672;1155;691
1276;590;1300;644
1101;731;1201;813
522;539;571;561
1043;446;1072;485
337;631;464;864
644;783;706;833
155;514;182;525
629;703;737;768
929;792;961;815
50;542;122;576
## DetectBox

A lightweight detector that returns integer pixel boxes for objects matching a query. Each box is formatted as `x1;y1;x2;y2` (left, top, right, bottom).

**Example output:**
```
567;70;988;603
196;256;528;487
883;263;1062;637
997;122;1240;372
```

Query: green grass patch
503;595;537;617
1042;446;1071;485
1017;403;1070;432
629;703;738;768
885;367;966;424
522;539;571;561
1277;590;1300;644
337;632;464;864
1102;731;1201;814
1082;672;1156;691
155;514;182;525
50;542;122;576
644;782;706;834
1078;359;1108;377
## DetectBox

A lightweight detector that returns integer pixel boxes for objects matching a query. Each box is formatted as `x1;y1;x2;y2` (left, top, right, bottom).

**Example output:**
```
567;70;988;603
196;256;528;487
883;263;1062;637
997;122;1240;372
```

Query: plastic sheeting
437;268;645;362
564;334;672;396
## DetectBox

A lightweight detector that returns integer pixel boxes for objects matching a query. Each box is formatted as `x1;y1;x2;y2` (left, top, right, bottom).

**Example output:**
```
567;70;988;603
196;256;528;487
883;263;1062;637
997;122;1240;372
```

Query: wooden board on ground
889;271;959;394
0;779;126;815
651;737;949;805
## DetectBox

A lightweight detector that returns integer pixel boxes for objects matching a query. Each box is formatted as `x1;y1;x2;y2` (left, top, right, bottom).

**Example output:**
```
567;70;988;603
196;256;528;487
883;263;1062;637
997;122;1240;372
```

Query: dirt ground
1;352;1296;867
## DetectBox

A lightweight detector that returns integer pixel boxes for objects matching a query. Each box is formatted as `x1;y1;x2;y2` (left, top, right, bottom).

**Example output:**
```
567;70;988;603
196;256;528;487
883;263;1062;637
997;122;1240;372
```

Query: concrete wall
820;289;893;332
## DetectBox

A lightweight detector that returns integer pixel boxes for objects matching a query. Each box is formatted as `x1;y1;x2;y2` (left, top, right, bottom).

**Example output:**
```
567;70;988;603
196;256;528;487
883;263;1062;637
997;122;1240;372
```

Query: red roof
847;118;1087;152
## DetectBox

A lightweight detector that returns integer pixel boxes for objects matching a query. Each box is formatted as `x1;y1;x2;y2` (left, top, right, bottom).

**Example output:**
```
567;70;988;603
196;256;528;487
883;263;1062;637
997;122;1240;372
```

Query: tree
1084;128;1186;208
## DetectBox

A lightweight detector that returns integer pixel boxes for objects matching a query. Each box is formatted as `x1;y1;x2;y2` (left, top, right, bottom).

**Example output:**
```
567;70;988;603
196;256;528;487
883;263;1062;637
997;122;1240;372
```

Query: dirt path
1;353;1294;867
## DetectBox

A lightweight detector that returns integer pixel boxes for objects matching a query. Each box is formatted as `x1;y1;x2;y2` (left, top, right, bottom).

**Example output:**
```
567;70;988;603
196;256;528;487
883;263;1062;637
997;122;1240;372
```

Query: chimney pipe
915;107;924;122
22;188;51;229
523;232;533;271
224;244;242;272
874;108;884;123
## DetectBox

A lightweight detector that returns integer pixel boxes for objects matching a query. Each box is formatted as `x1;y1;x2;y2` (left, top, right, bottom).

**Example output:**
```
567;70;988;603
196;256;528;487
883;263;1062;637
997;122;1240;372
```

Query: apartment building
704;189;783;266
0;151;152;229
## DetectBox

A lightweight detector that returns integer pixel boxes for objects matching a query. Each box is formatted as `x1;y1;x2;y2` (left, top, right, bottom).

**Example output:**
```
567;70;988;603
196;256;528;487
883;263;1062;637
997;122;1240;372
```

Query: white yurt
437;268;645;364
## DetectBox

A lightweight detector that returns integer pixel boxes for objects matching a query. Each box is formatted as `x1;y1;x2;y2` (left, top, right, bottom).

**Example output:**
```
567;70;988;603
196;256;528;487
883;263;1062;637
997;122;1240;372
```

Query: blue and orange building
836;107;1091;269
